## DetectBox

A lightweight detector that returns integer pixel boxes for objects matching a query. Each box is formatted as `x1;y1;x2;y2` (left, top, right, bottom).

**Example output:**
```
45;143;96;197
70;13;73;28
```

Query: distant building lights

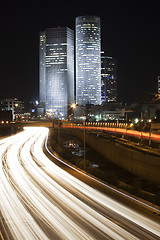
134;118;139;124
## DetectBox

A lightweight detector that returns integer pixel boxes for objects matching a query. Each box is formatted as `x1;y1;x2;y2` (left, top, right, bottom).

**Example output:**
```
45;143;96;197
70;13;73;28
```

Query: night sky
0;1;160;103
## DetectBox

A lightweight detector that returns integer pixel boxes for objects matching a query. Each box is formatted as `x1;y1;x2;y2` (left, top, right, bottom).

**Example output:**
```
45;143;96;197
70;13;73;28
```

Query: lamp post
125;113;128;138
140;112;143;143
83;107;86;171
53;110;60;154
71;104;86;171
71;103;76;120
148;119;152;147
115;119;118;136
14;103;18;121
57;111;60;153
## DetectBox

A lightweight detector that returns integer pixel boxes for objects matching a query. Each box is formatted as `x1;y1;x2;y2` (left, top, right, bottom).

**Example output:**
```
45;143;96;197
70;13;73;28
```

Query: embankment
61;127;160;185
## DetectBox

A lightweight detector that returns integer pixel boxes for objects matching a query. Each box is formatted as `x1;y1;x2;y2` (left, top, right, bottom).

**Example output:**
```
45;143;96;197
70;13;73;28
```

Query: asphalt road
0;127;160;240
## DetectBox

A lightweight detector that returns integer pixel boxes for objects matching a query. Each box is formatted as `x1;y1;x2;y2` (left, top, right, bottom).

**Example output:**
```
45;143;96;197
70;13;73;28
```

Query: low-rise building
0;98;24;121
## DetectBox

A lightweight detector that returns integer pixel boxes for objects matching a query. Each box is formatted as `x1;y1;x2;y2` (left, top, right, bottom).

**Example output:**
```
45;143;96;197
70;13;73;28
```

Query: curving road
0;127;160;240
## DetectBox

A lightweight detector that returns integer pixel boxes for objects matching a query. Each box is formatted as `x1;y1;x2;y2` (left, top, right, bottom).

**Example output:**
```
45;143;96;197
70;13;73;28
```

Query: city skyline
40;16;117;117
0;2;160;103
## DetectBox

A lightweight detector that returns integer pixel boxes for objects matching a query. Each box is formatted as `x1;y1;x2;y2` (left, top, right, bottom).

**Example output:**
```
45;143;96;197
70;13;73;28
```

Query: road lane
0;127;160;240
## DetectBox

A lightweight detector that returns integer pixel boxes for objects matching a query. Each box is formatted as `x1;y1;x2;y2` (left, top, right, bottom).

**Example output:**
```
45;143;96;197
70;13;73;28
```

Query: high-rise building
39;27;74;119
158;76;160;94
101;56;117;104
76;16;101;106
39;32;46;104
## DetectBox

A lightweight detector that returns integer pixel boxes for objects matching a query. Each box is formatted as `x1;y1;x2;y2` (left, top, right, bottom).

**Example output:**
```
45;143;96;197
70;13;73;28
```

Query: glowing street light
125;113;128;138
140;112;143;143
71;103;76;109
148;119;152;147
71;104;86;171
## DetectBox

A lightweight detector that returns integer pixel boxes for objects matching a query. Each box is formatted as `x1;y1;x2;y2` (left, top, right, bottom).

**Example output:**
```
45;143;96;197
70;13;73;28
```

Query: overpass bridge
1;120;160;144
12;120;53;128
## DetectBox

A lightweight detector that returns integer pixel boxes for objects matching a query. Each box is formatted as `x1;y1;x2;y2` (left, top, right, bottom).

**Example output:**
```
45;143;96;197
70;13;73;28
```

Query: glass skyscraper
39;27;74;119
76;16;101;106
158;76;160;94
39;32;46;104
101;56;117;103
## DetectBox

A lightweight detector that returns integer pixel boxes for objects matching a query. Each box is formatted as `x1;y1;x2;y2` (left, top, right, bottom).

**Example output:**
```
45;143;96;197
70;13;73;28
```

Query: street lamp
115;119;119;136
52;110;61;154
57;112;60;153
71;103;76;120
148;119;152;147
140;112;143;143
71;104;86;171
71;103;76;109
125;113;128;138
14;103;19;121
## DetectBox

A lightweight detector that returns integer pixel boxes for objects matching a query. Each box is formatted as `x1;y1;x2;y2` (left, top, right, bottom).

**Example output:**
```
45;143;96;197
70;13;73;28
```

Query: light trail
45;130;160;215
0;231;5;240
62;125;160;143
0;127;160;239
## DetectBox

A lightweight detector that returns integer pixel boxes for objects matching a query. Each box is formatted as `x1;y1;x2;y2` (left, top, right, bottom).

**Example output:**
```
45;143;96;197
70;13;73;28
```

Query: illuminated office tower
39;31;46;103
101;56;117;103
158;76;160;94
76;16;101;106
39;27;74;119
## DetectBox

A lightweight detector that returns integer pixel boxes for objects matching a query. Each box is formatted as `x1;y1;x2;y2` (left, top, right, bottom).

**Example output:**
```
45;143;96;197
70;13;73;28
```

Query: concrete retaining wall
61;127;160;185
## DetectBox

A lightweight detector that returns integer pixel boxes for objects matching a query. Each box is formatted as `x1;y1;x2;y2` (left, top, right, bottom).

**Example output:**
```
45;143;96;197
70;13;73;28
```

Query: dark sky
0;1;160;103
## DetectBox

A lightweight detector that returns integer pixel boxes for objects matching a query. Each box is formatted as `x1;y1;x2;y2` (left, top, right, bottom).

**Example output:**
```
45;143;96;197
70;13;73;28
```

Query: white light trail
0;127;160;240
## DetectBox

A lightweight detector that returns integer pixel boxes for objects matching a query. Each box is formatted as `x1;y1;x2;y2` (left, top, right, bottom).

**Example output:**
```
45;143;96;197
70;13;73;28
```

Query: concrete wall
151;122;160;134
61;127;160;185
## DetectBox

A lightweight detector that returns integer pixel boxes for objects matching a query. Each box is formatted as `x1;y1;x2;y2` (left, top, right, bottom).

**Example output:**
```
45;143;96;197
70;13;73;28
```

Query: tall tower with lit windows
101;56;117;104
39;31;46;104
76;16;101;106
158;76;160;94
39;27;74;119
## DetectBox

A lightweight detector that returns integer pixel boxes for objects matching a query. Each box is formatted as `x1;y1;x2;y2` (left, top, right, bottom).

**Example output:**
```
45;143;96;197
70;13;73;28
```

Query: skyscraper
101;56;117;103
39;32;46;104
76;16;101;106
39;27;74;119
158;76;160;94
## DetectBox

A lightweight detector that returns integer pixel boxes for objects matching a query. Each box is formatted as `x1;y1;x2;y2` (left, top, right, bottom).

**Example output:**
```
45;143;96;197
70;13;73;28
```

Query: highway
0;127;160;240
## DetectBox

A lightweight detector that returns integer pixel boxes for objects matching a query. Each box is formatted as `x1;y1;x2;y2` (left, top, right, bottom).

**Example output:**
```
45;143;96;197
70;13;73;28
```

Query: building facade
39;32;46;104
101;56;117;104
0;98;24;121
158;76;160;94
76;16;101;106
39;27;74;119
